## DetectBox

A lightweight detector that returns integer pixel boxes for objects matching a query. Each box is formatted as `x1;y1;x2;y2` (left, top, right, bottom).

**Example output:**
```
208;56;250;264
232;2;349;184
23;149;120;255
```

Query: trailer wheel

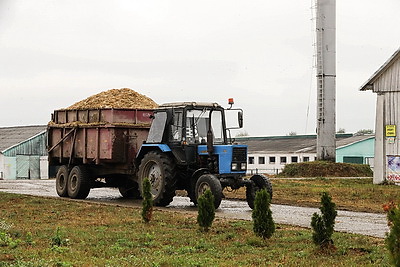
119;180;141;199
246;174;273;209
195;174;222;209
138;151;177;206
56;165;69;197
67;166;91;199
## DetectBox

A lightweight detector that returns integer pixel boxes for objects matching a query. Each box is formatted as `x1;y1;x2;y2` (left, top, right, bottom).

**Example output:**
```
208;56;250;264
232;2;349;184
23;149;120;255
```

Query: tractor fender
136;144;172;162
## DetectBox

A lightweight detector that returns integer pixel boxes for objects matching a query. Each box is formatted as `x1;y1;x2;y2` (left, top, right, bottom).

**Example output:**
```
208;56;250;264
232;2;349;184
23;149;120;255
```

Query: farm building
237;134;374;175
0;125;48;179
361;47;400;184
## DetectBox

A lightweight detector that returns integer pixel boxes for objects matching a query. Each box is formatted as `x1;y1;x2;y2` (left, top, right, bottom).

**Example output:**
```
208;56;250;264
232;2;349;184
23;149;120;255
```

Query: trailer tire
246;174;273;209
119;180;141;199
56;165;69;197
195;174;222;209
138;151;177;207
67;166;91;199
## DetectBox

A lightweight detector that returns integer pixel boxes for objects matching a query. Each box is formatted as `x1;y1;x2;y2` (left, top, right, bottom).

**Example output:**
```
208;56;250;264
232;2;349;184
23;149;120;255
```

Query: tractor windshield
185;109;224;144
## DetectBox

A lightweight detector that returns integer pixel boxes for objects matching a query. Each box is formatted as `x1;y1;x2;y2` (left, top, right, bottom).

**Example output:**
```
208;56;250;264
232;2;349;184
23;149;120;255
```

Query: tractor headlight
241;163;247;170
231;163;238;171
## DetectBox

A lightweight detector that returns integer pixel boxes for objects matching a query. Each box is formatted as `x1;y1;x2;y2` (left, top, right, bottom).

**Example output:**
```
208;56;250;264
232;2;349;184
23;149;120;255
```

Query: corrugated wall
3;131;47;157
384;92;400;155
374;58;400;92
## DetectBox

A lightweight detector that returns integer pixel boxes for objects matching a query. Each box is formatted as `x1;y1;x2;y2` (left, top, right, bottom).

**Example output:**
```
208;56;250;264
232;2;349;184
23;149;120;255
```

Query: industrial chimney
316;0;336;161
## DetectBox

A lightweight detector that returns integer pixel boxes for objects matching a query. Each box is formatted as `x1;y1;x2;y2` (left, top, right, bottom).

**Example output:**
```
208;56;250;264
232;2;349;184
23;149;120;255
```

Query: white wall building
237;134;374;175
361;47;400;184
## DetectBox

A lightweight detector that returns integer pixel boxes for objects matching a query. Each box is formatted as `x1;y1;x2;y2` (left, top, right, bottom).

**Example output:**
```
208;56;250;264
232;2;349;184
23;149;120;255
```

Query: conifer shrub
311;192;337;249
197;189;215;232
383;201;400;266
252;189;275;240
141;178;153;223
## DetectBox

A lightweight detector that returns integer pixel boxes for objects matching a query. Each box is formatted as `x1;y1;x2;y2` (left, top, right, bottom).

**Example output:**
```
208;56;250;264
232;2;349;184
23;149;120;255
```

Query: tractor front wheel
246;174;273;209
195;174;222;209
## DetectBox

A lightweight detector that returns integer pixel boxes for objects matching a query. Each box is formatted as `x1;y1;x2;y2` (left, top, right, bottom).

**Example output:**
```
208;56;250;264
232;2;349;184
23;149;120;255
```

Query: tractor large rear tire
138;151;177;207
246;174;273;209
195;174;222;209
56;165;69;197
67;166;91;199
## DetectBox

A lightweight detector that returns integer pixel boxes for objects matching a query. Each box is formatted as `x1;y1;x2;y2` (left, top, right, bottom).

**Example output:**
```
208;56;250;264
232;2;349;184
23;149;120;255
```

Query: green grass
0;192;391;266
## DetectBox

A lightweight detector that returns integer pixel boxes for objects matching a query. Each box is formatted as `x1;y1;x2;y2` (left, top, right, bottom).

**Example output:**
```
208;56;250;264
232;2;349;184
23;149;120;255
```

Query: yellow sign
386;125;396;137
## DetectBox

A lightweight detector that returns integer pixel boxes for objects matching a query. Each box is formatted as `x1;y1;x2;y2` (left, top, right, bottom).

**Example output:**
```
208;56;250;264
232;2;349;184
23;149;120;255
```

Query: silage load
66;88;158;110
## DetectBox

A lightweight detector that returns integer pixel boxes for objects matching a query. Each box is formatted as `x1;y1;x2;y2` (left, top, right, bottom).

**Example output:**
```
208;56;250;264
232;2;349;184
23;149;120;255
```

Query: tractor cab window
170;110;183;142
185;109;224;144
147;111;167;143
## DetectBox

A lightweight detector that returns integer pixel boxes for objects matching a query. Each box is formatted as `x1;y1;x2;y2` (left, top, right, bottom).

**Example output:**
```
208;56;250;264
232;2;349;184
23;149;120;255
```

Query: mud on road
0;179;389;238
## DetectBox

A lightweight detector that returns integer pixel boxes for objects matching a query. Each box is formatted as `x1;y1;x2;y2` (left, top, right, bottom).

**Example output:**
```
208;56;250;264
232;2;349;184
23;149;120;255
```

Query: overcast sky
1;0;399;136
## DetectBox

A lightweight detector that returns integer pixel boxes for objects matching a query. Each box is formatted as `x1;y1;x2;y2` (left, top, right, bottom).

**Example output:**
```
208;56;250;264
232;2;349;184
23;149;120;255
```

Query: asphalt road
0;179;389;238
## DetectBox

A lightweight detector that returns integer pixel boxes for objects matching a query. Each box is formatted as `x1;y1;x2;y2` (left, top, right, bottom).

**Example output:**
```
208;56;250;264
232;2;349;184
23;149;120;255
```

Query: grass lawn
0;192;391;266
224;178;400;213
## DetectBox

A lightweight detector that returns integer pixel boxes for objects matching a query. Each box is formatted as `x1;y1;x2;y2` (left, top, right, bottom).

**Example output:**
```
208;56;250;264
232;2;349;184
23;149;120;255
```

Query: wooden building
361;47;400;184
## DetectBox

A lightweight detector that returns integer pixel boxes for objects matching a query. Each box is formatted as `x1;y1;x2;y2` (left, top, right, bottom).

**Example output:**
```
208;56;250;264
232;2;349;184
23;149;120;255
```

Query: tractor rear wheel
246;174;273;209
138;151;177;206
56;165;69;197
67;166;91;199
195;174;222;209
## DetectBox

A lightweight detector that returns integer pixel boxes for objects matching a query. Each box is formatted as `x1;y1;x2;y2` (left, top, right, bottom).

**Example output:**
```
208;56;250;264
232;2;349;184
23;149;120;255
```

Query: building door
343;156;364;164
16;155;40;179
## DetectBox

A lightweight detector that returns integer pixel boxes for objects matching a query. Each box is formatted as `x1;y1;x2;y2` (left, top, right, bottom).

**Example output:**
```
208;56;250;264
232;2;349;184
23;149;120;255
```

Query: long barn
361;47;400;184
0;125;47;179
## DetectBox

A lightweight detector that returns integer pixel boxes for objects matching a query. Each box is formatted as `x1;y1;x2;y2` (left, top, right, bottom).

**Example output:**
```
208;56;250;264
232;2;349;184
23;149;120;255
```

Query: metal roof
360;47;400;91
236;134;373;154
0;125;47;153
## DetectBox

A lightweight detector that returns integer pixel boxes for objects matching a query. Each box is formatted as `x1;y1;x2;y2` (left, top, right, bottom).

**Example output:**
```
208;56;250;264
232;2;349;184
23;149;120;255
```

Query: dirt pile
66;88;158;110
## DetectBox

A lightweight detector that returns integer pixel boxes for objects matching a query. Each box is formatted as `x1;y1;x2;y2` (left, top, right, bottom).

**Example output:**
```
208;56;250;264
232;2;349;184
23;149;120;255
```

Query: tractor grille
232;147;247;162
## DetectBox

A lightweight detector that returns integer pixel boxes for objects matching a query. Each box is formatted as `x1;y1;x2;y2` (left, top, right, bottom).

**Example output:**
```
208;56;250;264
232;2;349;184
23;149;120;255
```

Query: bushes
197;189;215;232
252;189;275;240
384;201;400;266
141;178;153;223
311;192;337;249
278;161;373;178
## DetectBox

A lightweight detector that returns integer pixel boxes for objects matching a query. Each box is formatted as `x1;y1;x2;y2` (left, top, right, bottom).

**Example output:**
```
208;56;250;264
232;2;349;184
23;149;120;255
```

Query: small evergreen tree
197;189;215;232
311;192;337;249
384;202;400;266
252;189;275;239
141;178;153;223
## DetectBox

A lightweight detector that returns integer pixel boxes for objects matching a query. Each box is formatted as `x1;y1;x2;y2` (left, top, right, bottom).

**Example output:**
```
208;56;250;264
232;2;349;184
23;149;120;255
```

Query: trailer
48;108;153;199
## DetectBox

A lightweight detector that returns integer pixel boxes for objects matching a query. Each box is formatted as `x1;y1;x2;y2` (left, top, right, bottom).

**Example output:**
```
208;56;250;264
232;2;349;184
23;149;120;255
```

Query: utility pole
316;0;336;161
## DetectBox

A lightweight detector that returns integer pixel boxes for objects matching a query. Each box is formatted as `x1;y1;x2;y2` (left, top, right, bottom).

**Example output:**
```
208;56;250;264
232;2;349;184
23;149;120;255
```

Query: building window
269;156;276;164
280;157;287;164
249;157;254;164
291;156;298;163
259;157;265;164
303;156;309;162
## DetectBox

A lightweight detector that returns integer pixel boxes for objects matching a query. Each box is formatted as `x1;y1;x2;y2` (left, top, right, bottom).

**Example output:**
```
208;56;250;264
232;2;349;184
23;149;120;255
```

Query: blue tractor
136;100;272;209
